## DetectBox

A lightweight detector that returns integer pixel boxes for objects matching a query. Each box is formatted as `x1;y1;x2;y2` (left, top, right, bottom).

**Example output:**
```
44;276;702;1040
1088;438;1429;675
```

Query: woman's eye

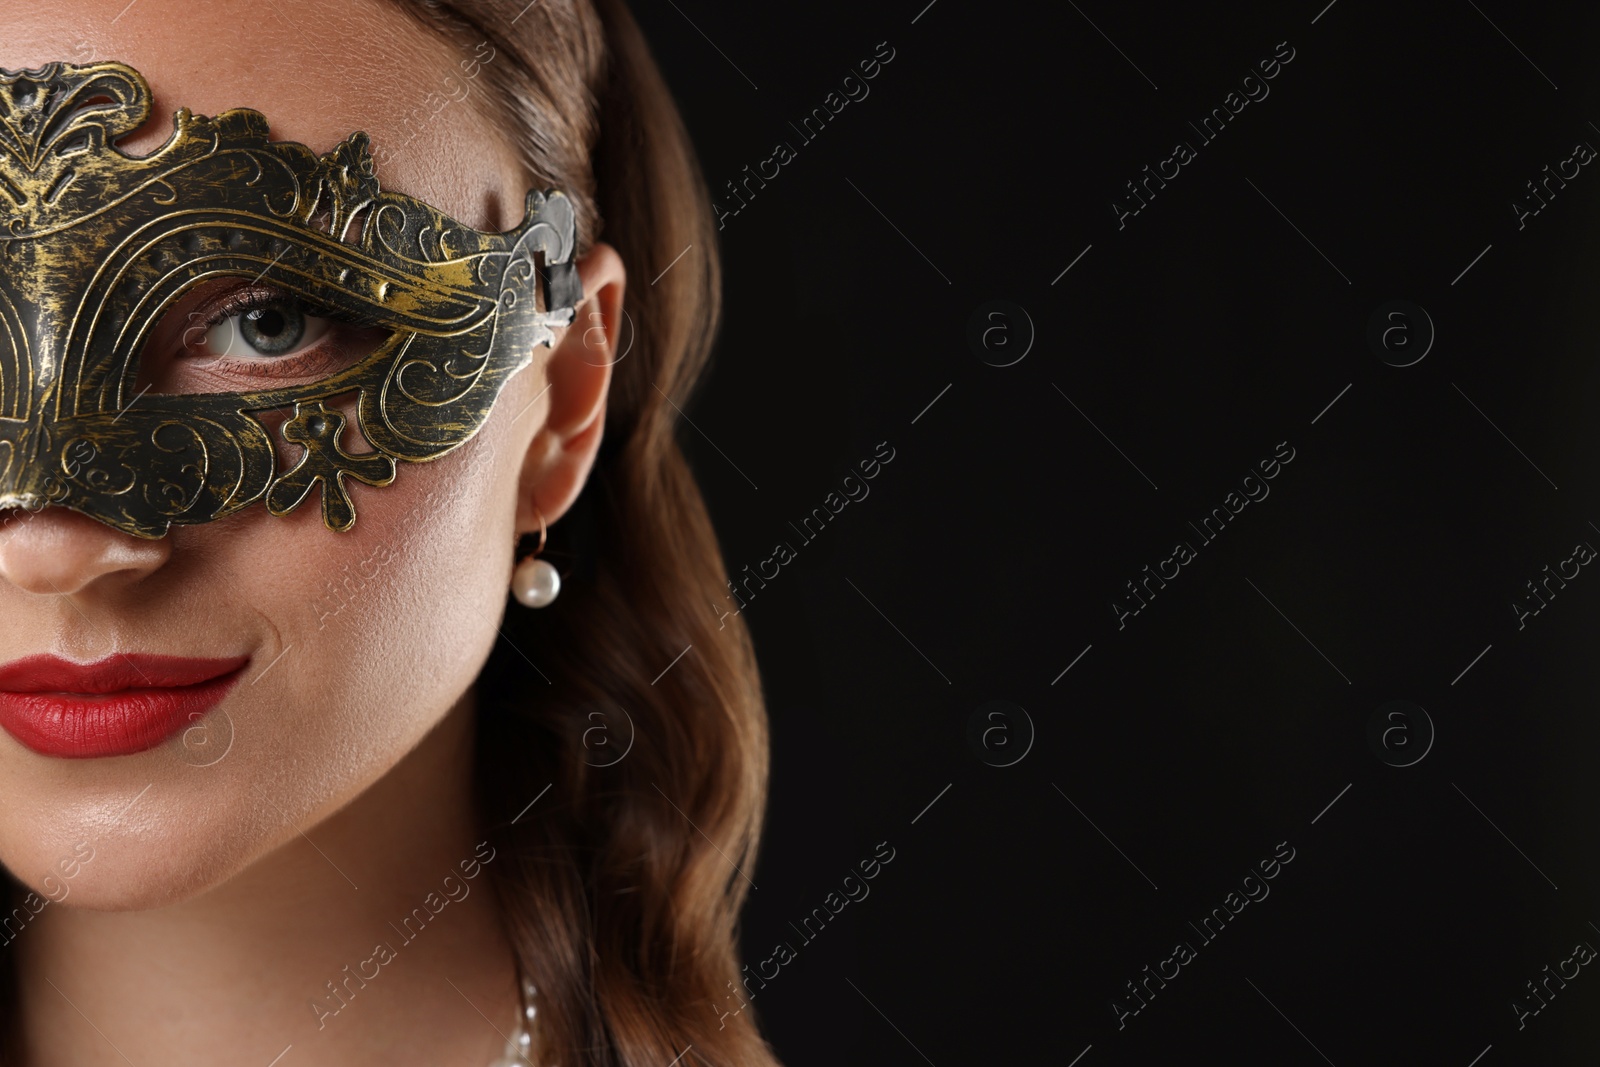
203;301;333;358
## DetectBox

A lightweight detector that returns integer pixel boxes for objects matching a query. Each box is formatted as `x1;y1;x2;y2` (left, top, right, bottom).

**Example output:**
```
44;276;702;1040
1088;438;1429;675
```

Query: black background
630;1;1600;1062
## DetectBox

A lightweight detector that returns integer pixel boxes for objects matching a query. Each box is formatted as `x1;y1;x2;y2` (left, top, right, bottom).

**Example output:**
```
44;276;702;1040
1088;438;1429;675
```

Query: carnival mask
0;60;582;538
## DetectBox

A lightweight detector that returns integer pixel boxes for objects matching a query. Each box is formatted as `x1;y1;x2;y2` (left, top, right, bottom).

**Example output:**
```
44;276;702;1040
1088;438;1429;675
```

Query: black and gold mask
0;60;581;537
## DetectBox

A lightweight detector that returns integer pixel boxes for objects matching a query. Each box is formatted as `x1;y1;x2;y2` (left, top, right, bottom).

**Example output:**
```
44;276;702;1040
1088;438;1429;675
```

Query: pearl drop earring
512;507;561;608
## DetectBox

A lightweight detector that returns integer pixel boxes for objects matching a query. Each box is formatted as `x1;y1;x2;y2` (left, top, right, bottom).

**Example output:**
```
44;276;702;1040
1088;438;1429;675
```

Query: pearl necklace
488;971;539;1066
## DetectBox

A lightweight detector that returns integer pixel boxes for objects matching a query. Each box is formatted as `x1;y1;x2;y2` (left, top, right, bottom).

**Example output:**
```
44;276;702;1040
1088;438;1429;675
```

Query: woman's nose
0;507;172;596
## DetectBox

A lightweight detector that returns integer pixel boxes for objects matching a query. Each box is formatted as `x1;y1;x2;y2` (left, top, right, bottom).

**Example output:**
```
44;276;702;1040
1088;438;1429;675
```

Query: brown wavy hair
0;3;770;1062
387;1;779;1064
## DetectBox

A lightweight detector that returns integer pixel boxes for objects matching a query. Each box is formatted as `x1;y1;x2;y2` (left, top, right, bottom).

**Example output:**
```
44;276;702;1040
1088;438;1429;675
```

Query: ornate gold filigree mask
0;60;581;538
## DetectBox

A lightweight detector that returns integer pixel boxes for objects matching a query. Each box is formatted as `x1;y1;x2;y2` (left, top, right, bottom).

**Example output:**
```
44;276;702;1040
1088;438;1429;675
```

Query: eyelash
184;286;354;380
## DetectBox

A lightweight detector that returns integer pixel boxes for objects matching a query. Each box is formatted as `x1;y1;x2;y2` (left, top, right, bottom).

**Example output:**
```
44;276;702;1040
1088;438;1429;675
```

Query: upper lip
0;653;252;694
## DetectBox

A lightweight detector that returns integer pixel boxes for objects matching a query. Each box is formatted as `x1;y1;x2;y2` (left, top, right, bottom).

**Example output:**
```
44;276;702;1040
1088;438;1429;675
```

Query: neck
9;691;520;1067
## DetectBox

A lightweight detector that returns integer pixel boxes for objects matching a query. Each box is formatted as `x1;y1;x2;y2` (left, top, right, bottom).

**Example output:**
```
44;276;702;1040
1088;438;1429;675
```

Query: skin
0;0;626;1062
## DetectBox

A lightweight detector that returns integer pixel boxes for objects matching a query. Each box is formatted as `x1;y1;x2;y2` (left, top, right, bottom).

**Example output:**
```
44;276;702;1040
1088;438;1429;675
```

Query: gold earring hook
520;505;547;559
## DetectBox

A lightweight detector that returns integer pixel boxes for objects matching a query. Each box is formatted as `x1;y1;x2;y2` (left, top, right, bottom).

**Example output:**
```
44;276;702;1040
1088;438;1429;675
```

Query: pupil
240;303;305;355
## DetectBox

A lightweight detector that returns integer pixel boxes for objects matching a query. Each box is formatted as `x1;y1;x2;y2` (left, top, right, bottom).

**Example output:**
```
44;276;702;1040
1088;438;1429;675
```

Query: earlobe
513;242;626;534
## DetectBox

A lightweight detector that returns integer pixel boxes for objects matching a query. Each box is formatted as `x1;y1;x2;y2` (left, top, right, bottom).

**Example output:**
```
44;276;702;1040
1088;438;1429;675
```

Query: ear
514;241;626;533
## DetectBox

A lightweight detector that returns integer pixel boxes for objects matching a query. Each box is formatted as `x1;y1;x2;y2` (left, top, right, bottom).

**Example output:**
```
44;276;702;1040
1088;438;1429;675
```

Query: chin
0;738;346;916
40;846;241;914
1;819;239;918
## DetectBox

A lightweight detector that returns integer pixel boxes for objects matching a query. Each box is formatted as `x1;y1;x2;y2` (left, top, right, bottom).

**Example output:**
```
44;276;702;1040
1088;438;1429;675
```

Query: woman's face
0;0;615;909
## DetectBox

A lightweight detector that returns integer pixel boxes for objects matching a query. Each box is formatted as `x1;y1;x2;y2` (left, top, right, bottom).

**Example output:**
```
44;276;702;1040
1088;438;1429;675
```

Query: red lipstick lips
0;653;250;759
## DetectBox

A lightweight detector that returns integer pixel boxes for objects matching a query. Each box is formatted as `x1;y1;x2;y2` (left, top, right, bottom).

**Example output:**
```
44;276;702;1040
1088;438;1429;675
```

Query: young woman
0;1;776;1064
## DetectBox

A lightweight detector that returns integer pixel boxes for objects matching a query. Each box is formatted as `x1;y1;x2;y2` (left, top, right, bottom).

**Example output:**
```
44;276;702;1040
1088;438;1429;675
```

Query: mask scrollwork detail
0;60;582;538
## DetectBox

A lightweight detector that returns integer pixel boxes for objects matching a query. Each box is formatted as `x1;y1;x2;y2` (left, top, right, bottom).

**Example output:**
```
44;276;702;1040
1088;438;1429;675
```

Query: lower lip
0;664;249;759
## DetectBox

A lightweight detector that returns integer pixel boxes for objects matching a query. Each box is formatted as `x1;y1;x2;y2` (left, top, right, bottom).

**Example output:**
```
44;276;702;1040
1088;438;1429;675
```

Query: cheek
1;428;520;911
229;429;517;807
